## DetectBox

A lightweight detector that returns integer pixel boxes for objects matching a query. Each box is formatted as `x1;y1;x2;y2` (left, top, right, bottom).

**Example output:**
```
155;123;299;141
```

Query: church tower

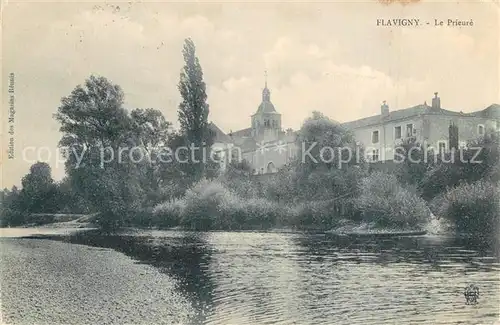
251;72;282;142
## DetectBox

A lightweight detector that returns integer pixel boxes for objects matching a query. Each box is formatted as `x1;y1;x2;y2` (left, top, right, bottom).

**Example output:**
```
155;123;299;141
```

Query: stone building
211;80;296;174
210;84;500;174
343;93;500;162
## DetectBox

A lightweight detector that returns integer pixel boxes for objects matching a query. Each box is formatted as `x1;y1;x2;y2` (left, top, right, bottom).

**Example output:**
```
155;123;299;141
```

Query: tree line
1;38;498;237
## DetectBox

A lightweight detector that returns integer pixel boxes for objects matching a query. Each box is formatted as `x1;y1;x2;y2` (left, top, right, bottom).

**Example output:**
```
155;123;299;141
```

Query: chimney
432;92;441;110
381;100;389;117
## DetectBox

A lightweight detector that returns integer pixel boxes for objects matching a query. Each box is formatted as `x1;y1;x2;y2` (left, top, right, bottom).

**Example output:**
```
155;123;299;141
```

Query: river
1;228;499;325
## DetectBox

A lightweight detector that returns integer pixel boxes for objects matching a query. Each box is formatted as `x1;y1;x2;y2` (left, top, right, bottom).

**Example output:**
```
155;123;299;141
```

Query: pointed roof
254;72;278;115
208;122;232;143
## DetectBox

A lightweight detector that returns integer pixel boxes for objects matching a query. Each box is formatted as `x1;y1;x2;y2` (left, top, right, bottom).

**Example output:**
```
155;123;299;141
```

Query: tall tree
294;111;367;201
130;108;173;205
55;76;175;228
54;76;143;229
177;38;214;180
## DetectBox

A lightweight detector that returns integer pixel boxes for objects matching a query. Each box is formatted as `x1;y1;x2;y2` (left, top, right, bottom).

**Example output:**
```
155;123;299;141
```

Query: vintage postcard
1;1;499;324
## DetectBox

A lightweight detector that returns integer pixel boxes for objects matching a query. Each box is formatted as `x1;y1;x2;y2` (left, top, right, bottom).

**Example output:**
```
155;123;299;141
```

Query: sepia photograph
1;1;499;324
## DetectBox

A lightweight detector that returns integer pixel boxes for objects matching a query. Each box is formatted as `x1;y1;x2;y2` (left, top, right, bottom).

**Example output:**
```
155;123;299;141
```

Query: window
372;130;379;144
477;124;485;136
372;149;379;162
437;141;447;155
406;123;414;137
394;126;402;139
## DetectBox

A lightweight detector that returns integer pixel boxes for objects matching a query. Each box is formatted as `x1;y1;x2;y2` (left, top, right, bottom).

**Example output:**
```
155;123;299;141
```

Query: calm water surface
41;230;500;325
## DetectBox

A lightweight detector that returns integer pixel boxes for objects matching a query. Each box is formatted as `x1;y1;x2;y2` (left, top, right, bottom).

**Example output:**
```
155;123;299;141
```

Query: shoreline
0;238;195;325
0;212;451;238
1;223;431;238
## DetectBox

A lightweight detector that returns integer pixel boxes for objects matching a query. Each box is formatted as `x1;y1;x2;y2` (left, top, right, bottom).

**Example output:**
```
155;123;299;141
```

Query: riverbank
27;216;432;236
1;227;498;325
0;237;195;325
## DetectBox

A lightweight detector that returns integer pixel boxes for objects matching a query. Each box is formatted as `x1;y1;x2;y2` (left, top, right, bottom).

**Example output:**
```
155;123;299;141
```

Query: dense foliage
153;179;290;231
356;172;430;229
177;38;215;182
3;38;497;236
53;76;148;229
0;163;93;226
431;180;499;236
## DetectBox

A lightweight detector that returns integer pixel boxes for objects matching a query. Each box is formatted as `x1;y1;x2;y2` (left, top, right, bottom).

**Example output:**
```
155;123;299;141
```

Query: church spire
262;70;270;102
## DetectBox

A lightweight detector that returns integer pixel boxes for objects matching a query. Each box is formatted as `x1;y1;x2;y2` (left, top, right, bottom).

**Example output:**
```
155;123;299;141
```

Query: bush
260;167;298;203
223;177;261;199
178;179;229;230
153;176;367;231
231;198;288;229
293;200;336;229
152;199;185;228
356;172;429;229
0;209;26;227
431;180;499;236
153;179;295;231
420;132;500;200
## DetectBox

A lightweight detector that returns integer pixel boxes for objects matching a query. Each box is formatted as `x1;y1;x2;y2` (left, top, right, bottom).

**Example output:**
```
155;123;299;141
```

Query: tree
393;137;433;188
131;108;171;149
55;76;131;150
0;186;24;226
54;76;146;229
459;132;500;183
420;131;500;200
130;108;173;206
56;177;94;214
177;38;214;181
293;111;366;201
296;111;364;170
20;162;60;213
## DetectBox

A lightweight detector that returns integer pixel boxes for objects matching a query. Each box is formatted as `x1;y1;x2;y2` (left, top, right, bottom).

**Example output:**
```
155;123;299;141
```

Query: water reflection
204;232;304;325
35;231;500;325
293;234;500;270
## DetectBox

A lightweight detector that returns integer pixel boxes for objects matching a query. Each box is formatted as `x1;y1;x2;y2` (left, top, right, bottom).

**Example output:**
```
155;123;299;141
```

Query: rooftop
211;99;500;143
209;122;232;143
342;103;499;130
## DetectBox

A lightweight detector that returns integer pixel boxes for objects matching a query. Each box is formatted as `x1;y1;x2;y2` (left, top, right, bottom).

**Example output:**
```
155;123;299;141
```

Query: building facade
211;81;296;174
210;84;500;174
343;93;500;162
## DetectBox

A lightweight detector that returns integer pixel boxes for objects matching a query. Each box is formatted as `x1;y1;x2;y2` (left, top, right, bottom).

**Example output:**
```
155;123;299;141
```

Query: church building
210;80;500;174
210;77;296;175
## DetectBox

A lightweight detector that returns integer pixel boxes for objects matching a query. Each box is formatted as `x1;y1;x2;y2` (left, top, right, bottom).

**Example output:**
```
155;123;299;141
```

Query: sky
2;0;499;187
